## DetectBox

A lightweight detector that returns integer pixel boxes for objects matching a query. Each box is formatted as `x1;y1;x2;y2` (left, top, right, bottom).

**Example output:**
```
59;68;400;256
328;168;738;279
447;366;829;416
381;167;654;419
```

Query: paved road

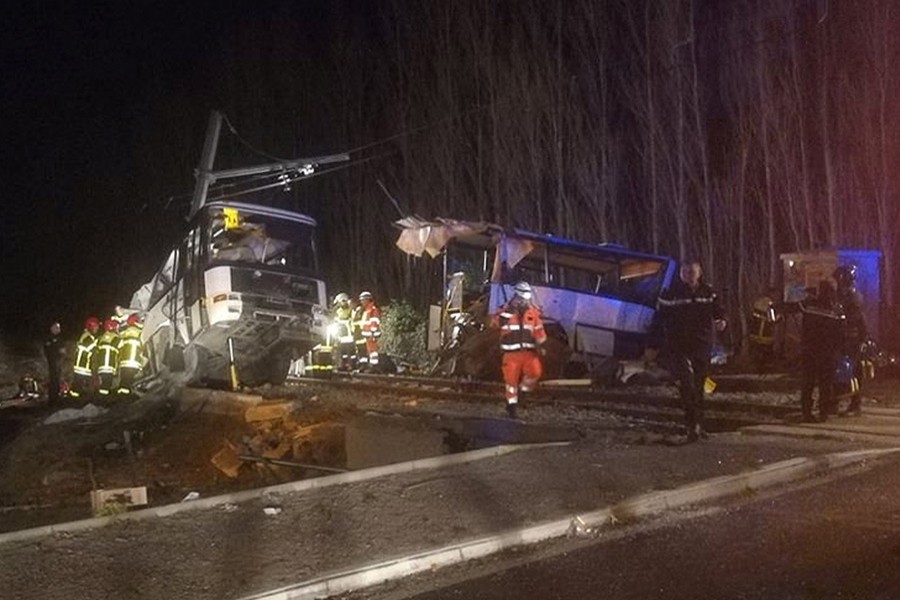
365;454;900;600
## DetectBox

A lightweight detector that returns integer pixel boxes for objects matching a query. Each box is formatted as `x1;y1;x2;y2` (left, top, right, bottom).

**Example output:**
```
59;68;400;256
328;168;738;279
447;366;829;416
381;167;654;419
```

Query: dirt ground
0;384;364;532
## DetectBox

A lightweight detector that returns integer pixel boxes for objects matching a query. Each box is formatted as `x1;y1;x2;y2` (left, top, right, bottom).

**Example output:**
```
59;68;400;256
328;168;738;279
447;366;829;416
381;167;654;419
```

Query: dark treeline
125;0;898;349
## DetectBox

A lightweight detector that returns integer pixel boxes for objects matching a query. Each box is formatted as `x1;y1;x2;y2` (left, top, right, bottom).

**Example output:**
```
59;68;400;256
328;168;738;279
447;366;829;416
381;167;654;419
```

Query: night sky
2;1;897;348
0;2;334;342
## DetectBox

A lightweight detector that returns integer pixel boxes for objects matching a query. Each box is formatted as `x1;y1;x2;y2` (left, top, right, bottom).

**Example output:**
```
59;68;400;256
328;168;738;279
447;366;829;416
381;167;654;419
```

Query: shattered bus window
208;209;317;273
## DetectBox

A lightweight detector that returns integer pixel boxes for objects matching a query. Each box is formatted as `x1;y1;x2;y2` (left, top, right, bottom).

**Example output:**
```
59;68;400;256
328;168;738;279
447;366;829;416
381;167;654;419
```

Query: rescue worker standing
71;317;100;400
645;259;726;442
95;319;120;397
493;281;547;419
748;288;782;372
351;298;367;370
332;293;356;371
358;291;382;372
117;314;144;395
799;280;845;421
43;322;65;403
834;265;868;415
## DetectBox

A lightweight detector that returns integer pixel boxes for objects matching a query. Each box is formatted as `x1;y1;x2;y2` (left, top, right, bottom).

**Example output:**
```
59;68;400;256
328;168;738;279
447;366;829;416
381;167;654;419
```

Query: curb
0;442;568;545
742;424;900;446
239;447;900;600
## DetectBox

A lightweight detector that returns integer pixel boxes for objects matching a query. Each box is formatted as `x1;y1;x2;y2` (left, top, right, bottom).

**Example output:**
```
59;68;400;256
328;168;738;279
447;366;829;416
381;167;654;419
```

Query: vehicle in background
780;248;883;343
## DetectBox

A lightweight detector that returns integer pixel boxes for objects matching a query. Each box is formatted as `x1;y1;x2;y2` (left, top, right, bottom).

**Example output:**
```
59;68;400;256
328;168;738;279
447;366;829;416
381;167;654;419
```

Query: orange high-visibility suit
361;302;382;368
494;302;547;407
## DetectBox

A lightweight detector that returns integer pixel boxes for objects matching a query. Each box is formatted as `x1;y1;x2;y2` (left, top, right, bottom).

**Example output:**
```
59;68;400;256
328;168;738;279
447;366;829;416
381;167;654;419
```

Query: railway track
289;371;799;434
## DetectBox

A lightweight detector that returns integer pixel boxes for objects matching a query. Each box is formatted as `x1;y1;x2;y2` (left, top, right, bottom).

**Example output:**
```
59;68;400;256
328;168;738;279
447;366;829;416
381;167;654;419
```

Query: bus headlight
326;322;340;338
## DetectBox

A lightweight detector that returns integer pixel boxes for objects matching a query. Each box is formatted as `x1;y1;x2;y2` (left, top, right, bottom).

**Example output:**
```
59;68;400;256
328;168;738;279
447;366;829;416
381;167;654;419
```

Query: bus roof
394;217;672;264
204;201;318;227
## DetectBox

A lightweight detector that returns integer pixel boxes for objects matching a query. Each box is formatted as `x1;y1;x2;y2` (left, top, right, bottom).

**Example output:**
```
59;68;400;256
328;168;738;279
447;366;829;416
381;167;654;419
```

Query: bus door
181;226;204;338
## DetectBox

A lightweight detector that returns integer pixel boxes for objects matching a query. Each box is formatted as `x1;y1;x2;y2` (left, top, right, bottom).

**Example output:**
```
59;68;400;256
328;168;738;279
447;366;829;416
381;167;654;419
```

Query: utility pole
188;110;350;219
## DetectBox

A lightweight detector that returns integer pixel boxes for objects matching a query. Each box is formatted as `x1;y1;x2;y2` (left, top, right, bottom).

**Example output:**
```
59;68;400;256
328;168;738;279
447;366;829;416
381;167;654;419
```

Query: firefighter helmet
833;264;857;290
359;291;373;302
513;281;533;301
85;317;100;331
127;313;141;326
104;318;117;332
333;292;350;306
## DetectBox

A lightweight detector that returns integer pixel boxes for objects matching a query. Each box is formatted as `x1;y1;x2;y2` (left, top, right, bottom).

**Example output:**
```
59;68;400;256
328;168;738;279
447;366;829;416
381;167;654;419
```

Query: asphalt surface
0;431;864;600
375;453;900;600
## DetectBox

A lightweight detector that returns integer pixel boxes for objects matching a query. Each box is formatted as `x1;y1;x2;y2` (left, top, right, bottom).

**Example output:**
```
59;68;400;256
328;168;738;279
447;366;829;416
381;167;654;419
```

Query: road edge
238;446;900;600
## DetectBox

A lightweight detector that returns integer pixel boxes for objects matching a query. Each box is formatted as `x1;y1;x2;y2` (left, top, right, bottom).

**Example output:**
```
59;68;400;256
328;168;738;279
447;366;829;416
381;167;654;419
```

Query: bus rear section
395;218;677;379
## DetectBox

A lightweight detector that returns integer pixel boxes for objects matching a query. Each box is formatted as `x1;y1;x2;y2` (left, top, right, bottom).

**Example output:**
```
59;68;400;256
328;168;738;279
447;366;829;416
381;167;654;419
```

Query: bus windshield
206;207;317;272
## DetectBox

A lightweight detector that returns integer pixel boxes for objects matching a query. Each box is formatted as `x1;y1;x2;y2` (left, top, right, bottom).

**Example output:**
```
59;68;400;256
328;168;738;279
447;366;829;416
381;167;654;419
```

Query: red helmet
85;317;100;331
104;319;117;332
127;313;141;326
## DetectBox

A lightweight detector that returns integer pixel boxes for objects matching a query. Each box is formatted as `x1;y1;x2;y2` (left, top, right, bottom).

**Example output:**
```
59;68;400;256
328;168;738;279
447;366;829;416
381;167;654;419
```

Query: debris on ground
90;486;148;516
43;403;107;425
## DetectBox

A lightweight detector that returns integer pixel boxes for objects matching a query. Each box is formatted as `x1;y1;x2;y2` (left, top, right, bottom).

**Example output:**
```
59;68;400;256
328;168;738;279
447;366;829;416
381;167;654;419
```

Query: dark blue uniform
648;278;725;438
799;294;844;420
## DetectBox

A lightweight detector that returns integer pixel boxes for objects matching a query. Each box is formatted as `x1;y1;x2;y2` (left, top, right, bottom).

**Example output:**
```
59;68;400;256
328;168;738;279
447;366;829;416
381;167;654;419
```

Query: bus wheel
184;344;209;385
265;353;292;386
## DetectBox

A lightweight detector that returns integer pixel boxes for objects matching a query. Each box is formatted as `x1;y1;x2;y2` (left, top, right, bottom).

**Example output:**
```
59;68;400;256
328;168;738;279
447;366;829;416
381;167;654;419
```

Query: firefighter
358;291;382;372
493;281;547;419
748;288;782;372
351;298;368;371
16;375;41;400
834;264;869;415
645;259;727;442
112;305;129;332
71;317;100;400
95;318;120;397
332;293;356;371
117;313;144;395
43;322;65;402
799;280;844;421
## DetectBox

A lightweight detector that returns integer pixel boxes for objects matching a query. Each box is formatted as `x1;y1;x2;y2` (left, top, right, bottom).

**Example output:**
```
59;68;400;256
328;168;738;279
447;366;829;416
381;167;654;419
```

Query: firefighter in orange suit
95;319;120;397
358;291;382;371
493;281;547;419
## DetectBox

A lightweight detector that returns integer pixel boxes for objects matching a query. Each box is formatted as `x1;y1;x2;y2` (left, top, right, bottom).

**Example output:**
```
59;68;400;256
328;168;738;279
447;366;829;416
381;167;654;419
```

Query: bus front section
200;203;328;385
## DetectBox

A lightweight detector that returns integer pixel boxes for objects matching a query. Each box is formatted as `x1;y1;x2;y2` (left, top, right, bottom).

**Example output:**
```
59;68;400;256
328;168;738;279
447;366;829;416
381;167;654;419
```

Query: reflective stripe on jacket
96;331;120;375
361;305;382;338
334;305;355;343
117;324;144;370
494;303;547;352
74;331;98;376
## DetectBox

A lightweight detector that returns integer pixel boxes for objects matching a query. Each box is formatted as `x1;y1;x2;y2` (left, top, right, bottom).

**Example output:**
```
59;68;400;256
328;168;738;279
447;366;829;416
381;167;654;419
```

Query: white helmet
513;281;533;300
333;292;350;306
359;291;373;301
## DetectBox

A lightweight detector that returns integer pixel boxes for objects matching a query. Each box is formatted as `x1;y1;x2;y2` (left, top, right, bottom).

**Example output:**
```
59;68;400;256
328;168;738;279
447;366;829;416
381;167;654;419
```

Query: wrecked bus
395;218;678;378
131;201;328;386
